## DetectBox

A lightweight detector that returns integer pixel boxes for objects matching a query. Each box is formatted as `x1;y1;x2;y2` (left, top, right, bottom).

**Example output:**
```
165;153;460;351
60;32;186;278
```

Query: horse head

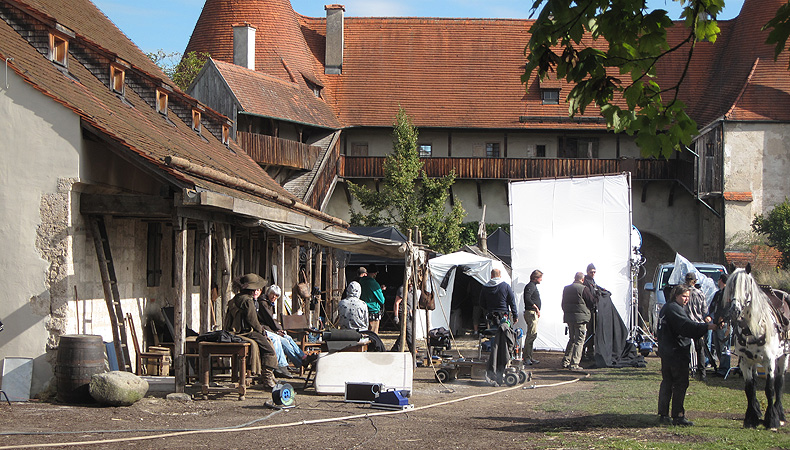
723;267;754;323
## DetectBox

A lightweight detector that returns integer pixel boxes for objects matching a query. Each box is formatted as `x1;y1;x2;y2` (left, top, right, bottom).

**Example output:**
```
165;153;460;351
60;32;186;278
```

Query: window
155;89;168;115
541;89;559;105
49;32;68;66
110;65;125;94
350;142;369;156
559;137;599;158
536;144;546;158
192;109;202;133
418;144;432;157
146;223;162;287
486;142;500;158
222;124;231;145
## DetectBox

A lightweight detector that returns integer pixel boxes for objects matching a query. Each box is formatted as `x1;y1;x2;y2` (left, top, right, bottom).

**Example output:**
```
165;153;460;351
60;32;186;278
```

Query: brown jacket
224;293;264;334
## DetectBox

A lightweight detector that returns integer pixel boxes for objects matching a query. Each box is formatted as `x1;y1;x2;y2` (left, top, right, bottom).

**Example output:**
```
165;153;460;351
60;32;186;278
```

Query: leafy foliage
147;50;210;91
348;108;466;253
524;0;726;158
752;198;790;268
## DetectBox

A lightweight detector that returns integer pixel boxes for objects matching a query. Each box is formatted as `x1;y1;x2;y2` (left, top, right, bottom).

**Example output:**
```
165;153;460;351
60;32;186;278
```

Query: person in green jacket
358;265;386;333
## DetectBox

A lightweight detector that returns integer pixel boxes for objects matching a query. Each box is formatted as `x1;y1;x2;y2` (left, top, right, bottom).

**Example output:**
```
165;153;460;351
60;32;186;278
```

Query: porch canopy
257;219;408;259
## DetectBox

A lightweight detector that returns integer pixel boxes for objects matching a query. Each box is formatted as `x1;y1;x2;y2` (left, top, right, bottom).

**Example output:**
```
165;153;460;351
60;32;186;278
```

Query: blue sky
91;0;747;56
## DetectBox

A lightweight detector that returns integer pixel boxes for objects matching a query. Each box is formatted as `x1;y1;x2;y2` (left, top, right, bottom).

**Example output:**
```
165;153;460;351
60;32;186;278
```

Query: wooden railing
339;156;680;181
237;131;321;170
304;140;341;210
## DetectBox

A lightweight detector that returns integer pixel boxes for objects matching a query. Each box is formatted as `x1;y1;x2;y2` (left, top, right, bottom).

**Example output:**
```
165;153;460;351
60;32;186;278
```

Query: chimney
232;23;256;70
324;5;345;74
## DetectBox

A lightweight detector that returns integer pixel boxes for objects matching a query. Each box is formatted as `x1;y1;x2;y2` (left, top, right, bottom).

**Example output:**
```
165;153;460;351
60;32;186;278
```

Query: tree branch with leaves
523;0;725;158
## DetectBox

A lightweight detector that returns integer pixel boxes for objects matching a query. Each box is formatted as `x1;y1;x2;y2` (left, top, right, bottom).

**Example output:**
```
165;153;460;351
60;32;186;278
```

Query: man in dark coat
561;272;594;370
657;285;716;426
223;273;278;389
708;274;731;376
478;268;517;385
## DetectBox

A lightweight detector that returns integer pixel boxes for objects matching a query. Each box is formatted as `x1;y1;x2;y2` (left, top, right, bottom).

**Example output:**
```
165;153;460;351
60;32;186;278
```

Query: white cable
0;374;586;449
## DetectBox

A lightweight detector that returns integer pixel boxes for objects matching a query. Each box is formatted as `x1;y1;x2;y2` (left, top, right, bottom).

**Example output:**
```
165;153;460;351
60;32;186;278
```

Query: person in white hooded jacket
337;281;369;331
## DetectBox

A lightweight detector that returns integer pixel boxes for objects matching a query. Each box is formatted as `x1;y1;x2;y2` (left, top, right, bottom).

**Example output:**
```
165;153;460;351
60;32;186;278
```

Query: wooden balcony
339;156;679;181
237;131;321;171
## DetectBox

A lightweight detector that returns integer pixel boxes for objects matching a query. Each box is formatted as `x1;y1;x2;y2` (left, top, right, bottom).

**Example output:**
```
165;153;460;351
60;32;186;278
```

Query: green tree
752;198;790;268
348;108;466;253
147;50;210;91
523;0;784;158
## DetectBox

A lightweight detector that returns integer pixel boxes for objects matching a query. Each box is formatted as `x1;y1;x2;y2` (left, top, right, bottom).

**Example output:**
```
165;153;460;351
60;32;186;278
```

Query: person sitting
337;281;369;331
257;285;317;377
223;273;278;389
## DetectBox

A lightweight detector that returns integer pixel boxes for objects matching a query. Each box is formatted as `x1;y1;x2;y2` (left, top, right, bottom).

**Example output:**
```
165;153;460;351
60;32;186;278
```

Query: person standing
708;274;731;377
479;268;517;385
223;273;278;389
657;285;717;426
561;272;594;370
522;269;543;365
582;263;598;360
358;265;386;333
684;272;710;380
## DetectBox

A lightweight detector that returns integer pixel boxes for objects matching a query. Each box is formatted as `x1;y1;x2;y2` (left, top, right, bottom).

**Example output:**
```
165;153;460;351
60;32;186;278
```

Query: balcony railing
237;131;321;171
339;156;679;181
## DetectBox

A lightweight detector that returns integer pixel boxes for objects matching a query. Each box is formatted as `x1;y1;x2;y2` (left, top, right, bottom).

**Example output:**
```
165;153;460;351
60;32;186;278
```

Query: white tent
414;252;510;339
509;174;633;351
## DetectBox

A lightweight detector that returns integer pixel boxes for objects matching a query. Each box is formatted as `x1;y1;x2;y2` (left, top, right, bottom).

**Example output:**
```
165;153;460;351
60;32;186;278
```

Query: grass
526;358;790;449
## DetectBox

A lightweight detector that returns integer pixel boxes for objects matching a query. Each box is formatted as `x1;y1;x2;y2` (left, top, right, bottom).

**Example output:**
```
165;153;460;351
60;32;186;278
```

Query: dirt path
0;349;596;449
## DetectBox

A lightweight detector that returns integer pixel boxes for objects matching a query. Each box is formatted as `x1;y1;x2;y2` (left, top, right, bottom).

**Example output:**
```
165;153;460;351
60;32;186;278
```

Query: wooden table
198;342;249;400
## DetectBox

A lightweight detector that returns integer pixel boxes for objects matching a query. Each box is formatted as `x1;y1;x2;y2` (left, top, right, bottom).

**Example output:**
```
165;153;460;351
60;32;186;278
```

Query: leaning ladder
88;215;132;372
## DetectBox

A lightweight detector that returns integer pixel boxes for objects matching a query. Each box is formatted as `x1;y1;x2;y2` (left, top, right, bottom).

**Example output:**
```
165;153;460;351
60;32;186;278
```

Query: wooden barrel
56;334;106;403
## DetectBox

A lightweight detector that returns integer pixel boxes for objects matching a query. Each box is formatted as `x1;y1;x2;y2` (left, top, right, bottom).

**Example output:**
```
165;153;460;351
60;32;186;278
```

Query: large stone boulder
89;371;149;406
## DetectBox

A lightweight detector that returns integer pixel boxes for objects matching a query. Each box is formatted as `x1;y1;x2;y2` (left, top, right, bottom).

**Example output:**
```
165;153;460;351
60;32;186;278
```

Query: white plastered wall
0;69;81;394
723;122;790;243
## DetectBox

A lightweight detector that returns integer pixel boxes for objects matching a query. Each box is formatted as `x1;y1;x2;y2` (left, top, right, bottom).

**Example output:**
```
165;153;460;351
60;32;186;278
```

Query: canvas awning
257;219;408;259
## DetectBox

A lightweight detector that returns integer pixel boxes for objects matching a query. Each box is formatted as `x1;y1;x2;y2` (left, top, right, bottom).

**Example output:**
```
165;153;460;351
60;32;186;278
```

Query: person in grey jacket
337;281;368;331
561;272;594;370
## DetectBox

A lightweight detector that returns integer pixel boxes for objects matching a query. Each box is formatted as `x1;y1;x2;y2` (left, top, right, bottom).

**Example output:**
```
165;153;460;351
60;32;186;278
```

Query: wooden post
314;246;323;328
278;234;285;317
305;244;314;325
216;224;233;326
199;223;212;334
174;218;188;393
398;230;412;352
326;248;335;322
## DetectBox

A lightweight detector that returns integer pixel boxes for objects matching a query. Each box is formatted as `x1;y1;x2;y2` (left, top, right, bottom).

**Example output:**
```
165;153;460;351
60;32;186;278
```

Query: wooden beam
199;223;212;334
80;194;171;218
314;246;323;328
216;224;233;324
174;218;188;393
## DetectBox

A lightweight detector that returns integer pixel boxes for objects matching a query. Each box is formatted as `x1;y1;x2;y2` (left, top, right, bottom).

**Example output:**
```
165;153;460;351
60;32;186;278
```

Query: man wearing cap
684;272;711;380
358;266;386;333
223;273;278;389
257;285;318;378
522;269;543;365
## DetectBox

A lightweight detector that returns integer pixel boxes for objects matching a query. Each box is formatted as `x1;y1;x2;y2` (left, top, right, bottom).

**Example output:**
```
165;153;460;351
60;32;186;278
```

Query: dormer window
49;32;68;66
110;64;125;94
541;89;560;105
155;89;168;115
303;77;323;98
192;109;202;133
222;124;231;145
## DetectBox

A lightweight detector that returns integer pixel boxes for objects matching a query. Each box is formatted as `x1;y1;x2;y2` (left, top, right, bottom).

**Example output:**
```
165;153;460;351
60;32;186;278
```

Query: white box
314;352;413;395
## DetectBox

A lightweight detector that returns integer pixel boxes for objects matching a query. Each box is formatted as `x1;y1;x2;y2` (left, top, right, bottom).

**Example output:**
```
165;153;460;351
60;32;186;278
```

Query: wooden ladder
88;215;132;372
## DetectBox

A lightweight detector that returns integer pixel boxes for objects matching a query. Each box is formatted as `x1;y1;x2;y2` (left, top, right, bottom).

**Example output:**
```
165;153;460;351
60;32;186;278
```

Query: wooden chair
281;315;323;355
125;314;170;376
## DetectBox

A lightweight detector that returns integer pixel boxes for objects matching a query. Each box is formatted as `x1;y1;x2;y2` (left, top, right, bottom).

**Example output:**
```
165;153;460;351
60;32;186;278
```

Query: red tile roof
0;0;342;227
211;59;341;129
185;0;790;131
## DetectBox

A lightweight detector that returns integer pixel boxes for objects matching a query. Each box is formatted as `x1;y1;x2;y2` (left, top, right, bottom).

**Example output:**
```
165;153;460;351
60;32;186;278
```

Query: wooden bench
198;342;250;400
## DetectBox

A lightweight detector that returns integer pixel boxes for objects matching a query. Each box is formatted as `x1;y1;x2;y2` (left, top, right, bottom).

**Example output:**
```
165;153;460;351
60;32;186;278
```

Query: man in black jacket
657;285;716;426
522;269;543;365
561;272;595;370
479;269;517;385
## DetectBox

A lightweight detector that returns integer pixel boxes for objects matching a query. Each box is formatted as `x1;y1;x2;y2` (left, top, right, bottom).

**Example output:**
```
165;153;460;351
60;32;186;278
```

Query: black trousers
658;356;690;418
